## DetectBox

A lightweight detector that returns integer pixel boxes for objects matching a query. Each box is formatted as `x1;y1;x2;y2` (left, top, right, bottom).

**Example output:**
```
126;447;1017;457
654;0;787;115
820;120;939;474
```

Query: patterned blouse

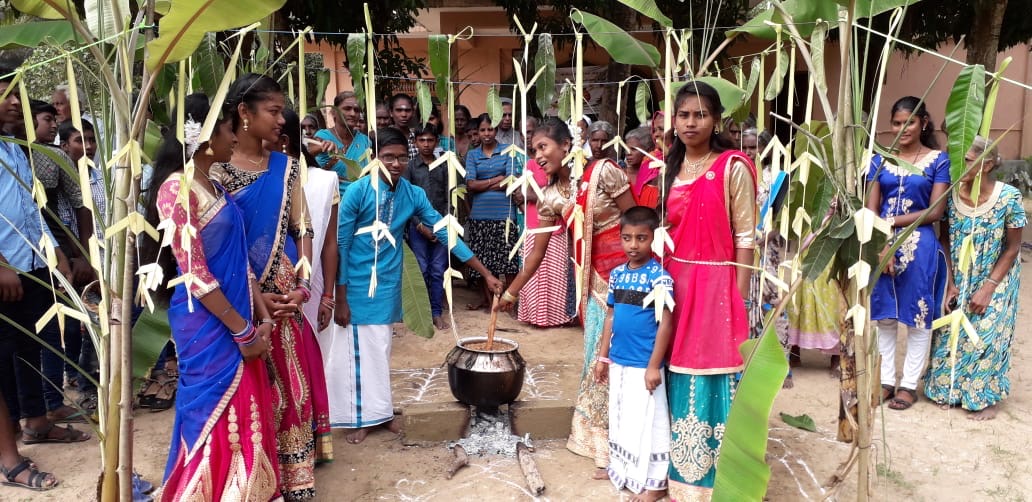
536;159;629;232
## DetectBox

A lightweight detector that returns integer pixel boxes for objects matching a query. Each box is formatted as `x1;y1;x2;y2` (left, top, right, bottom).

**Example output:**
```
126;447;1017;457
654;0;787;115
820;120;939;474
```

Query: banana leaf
0;20;76;49
945;65;985;181
402;244;434;338
347;33;367;107
571;9;660;68
712;324;789;502
487;85;503;128
131;305;172;382
145;0;287;70
534;34;556;115
428;34;450;102
616;0;673;28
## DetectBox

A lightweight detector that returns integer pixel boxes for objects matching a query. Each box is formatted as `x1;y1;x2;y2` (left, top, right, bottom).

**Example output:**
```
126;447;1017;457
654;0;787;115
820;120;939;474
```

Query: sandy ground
5;250;1031;501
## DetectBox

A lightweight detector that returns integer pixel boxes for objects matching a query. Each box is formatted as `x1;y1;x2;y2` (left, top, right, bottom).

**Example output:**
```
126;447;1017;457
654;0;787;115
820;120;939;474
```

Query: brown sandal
880;384;896;403
888;388;917;410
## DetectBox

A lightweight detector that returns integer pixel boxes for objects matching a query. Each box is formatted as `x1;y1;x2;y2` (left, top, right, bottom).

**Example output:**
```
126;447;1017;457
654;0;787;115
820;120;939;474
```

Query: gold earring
205;146;214;156
243;118;249;132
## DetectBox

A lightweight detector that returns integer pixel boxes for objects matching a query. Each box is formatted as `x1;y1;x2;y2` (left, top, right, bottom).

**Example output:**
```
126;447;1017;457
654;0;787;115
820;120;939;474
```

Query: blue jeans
408;225;448;317
39;318;66;411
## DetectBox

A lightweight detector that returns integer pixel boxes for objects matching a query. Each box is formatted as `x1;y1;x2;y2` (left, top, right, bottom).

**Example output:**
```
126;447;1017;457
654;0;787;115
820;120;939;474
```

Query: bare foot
432;316;450;330
383;418;402;434
465;303;486;311
938;402;955;411
968;404;999;421
345;427;370;444
788;346;801;367
782;376;794;389
591;468;609;480
829;355;841;379
630;489;667;502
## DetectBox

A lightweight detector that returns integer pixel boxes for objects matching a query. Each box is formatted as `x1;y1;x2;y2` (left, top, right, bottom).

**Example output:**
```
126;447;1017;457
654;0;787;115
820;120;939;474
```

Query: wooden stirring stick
486;294;500;351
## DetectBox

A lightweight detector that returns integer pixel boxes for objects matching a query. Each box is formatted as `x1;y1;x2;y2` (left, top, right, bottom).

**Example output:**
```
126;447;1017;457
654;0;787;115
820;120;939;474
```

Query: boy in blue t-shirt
592;206;673;500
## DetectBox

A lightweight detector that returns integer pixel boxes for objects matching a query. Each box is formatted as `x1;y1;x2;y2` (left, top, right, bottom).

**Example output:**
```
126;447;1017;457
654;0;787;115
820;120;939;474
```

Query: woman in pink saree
211;74;331;501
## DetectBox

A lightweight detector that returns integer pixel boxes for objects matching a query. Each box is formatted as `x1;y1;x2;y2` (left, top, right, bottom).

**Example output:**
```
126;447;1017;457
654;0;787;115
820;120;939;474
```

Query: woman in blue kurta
311;91;371;195
332;127;502;444
925;137;1026;420
465;113;522;309
866;96;950;411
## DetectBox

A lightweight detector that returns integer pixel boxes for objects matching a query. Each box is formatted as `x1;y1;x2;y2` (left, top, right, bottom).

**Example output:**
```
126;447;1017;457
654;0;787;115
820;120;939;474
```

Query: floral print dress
924;183;1026;410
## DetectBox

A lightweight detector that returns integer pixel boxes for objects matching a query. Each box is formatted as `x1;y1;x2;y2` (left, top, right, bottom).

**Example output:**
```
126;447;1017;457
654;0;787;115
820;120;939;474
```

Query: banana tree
3;0;286;499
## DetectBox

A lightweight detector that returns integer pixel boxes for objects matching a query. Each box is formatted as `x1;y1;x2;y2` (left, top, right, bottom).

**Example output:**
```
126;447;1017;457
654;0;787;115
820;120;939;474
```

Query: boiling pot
445;336;525;408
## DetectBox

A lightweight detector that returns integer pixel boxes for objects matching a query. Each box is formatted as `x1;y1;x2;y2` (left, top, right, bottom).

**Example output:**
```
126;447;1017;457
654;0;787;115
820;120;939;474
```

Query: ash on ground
449;408;531;457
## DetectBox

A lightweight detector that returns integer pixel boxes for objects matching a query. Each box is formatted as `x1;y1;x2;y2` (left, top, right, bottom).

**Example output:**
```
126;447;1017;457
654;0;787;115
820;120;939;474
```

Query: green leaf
635;81;651;125
712;324;789;501
674;78;747;119
141;118;162;164
190;33;225;98
557;82;572;122
131;306;171;382
347;33;366;108
0;20;75;49
730;0;839;40
10;0;69;19
810;21;829;95
732;57;762;123
486;84;503;128
779;412;817;432
416;80;432;128
616;0;672;27
764;46;789;101
802;226;846;281
838;0;922;18
315;68;331;115
428;34;450;102
534;33;556;115
945;65;985;181
980;57;1010;137
571;9;660;68
146;0;287;70
402;244;434;338
829;212;856;239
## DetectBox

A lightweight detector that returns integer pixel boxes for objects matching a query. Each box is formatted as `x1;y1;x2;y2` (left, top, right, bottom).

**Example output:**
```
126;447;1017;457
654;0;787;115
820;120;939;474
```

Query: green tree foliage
276;0;429;102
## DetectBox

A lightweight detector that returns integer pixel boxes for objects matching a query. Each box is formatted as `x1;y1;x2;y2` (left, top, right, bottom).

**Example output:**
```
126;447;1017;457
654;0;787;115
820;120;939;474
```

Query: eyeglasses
380;154;410;165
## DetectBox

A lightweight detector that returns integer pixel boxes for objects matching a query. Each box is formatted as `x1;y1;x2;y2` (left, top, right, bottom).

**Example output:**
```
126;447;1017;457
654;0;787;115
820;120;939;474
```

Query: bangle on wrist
987;277;1001;286
597;356;611;365
232;321;257;346
501;290;518;303
258;318;274;326
295;285;312;304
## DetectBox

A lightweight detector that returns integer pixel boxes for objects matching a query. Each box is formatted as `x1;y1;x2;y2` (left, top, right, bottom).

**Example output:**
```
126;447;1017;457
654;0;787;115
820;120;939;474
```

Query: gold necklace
244;151;266;166
682;150;713;179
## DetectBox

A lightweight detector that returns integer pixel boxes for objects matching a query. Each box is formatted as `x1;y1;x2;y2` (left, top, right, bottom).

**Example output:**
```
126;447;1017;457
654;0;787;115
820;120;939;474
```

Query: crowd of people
0;61;1024;502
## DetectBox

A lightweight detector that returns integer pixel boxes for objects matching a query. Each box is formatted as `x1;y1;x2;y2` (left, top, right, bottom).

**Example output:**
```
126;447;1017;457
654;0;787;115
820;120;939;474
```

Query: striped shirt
465;143;521;221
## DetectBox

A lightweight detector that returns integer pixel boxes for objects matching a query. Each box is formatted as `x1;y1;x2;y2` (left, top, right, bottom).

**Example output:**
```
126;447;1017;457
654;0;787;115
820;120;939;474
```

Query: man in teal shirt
332;127;501;444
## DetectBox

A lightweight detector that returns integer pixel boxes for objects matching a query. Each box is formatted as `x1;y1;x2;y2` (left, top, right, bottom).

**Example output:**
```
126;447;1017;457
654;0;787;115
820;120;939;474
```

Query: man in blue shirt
0;66;89;491
332;127;502;445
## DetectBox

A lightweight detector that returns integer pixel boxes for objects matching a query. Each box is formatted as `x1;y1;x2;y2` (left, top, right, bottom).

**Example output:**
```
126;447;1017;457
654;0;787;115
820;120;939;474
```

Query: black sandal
889;388;917;410
1;459;59;491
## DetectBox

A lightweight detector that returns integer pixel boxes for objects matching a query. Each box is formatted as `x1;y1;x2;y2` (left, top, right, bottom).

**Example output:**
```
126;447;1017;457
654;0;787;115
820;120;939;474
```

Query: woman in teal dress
311;91;371;195
924;137;1026;420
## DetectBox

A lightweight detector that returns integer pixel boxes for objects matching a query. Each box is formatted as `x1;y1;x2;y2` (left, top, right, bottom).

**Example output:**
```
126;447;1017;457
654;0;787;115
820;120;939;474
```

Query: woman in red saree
145;97;280;501
661;81;757;501
499;118;635;475
211;74;331;501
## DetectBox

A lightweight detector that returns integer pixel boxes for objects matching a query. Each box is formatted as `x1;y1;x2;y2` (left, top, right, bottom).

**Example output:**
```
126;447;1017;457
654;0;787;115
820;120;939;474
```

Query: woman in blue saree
144;97;279;501
211;74;331;501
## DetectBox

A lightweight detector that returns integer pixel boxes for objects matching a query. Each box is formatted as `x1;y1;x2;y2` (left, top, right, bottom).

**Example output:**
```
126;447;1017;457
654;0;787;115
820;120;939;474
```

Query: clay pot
445;336;526;408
